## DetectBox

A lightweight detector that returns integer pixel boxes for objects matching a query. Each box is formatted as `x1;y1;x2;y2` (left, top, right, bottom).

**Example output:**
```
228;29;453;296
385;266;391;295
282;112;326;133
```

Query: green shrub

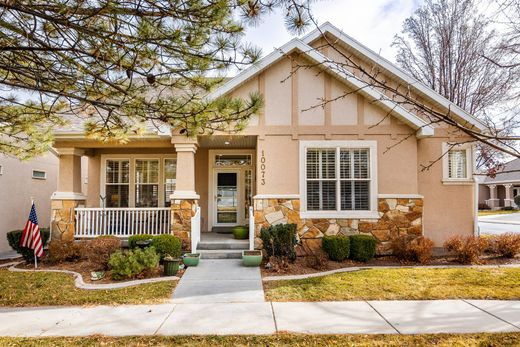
349;234;377;262
108;246;160;280
151;234;182;259
322;235;350;261
7;229;50;263
515;195;520;207
128;234;154;249
260;224;297;262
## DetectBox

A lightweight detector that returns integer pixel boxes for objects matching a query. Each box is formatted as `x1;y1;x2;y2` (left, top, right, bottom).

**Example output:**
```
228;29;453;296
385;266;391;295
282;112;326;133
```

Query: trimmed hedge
128;234;154;249
349;234;377;262
260;223;297;261
322;235;350;261
108;246;160;280
151;234;182;259
7;229;50;263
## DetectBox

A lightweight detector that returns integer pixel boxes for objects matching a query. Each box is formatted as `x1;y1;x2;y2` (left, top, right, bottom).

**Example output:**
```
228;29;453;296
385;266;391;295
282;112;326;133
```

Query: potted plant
242;250;262;267
233;225;249;240
163;254;181;276
182;253;200;267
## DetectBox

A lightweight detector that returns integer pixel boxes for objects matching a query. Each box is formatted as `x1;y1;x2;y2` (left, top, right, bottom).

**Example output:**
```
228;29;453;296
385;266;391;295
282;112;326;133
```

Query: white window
0;164;3;175
102;155;176;208
105;160;130;207
32;170;47;180
135;159;159;208
442;143;473;183
448;150;467;179
300;141;378;219
164;158;177;207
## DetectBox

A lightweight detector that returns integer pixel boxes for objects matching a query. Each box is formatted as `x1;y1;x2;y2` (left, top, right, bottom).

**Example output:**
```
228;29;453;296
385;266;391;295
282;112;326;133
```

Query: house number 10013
260;150;266;185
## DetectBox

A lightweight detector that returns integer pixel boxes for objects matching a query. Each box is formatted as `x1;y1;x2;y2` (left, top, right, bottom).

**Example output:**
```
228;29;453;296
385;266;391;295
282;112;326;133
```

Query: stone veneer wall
171;199;198;251
51;199;85;242
253;197;423;255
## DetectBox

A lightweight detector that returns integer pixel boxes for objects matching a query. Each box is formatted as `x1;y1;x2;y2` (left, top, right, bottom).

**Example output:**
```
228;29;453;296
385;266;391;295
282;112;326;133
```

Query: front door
214;170;240;226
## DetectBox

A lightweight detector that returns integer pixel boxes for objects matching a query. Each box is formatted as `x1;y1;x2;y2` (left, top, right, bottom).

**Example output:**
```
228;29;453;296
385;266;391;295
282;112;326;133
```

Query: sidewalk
0;299;519;336
172;259;264;303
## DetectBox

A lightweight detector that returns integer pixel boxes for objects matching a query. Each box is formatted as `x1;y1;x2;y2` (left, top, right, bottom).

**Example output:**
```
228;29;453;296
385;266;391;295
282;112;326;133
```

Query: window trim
299;140;379;219
100;154;176;208
442;143;474;184
32;169;47;180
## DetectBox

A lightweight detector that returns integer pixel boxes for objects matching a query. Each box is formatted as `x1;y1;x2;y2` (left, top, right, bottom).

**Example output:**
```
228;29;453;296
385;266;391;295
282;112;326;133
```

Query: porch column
51;148;86;242
170;143;199;250
486;184;499;209
504;184;514;207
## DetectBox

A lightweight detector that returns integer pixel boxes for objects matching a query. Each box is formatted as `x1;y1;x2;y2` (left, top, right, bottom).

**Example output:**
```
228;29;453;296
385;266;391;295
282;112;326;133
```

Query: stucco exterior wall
417;137;475;245
0;153;59;253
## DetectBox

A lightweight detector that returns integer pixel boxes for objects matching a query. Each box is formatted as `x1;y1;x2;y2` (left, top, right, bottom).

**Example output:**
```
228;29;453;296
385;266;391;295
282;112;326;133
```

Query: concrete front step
199;250;243;259
197;241;248;250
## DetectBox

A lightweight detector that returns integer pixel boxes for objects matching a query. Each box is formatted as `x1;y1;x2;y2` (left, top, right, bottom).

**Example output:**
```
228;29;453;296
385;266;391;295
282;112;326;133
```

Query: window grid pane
164;159;176;207
306;146;371;213
448;150;467;179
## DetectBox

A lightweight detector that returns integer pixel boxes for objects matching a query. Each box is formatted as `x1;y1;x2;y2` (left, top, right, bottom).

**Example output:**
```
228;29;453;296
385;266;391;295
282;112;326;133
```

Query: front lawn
1;333;520;346
264;268;520;301
0;269;176;307
478;210;520;216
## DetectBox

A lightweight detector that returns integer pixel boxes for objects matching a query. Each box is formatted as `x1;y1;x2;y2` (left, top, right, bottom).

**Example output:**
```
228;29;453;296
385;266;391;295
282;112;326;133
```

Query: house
49;23;486;256
0;152;59;254
479;158;520;209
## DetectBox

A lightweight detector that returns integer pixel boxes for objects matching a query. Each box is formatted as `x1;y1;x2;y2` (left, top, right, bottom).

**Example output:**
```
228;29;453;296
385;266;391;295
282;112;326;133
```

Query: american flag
20;202;44;258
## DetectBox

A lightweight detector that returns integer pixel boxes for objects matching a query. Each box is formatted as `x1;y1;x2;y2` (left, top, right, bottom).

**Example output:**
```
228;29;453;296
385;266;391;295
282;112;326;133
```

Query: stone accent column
51;148;86;242
170;142;199;250
486;185;499;209
504;184;514;207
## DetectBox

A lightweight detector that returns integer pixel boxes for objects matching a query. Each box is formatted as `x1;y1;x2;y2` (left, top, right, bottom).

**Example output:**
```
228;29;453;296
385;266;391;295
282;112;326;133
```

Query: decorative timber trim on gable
208;38;434;138
302;22;487;132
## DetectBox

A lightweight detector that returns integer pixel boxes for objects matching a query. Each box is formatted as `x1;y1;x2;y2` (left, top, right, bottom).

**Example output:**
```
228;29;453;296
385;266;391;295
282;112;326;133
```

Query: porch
50;135;257;254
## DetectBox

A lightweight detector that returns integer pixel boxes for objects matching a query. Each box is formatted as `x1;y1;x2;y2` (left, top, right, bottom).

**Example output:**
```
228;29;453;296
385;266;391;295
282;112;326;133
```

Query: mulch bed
261;254;520;277
14;255;185;284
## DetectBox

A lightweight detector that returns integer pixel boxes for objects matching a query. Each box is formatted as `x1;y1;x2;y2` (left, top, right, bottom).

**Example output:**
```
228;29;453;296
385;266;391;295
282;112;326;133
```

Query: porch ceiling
197;135;256;148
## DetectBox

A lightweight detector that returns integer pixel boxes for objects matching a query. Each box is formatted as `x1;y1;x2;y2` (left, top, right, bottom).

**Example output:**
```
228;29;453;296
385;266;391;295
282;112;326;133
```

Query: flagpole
31;197;37;269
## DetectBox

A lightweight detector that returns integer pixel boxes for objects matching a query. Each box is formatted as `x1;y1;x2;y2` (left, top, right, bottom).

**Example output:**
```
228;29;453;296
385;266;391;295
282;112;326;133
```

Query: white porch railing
191;206;201;252
249;206;254;250
75;207;171;238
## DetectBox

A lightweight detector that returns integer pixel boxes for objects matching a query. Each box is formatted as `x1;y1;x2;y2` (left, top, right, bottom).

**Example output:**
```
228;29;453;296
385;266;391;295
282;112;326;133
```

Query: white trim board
208;39;434;138
302;22;486;132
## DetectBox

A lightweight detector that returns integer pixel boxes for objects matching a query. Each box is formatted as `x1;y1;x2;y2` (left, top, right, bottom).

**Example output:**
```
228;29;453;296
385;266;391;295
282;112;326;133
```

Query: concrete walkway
0;300;519;336
171;259;264;303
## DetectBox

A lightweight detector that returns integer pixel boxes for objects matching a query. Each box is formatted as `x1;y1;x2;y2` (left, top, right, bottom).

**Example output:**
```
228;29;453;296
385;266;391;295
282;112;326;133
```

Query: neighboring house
479;158;520;209
49;23;486;256
0;152;59;254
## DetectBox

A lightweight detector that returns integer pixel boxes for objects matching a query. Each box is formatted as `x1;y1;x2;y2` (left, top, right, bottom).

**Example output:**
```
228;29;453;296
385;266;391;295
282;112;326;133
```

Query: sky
242;0;422;63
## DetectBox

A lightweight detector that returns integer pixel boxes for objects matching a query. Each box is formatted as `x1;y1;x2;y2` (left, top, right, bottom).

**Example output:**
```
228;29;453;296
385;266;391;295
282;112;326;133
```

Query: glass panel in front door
217;172;238;224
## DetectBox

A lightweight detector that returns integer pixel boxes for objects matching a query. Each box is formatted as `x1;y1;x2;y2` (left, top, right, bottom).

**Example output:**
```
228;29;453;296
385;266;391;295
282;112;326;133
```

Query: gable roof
303;22;487;132
208;38;434;137
483;158;520;183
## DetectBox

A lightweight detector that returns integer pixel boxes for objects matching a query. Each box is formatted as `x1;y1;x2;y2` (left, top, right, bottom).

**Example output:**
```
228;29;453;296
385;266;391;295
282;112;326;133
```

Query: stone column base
50;198;85;242
485;199;500;209
171;199;198;251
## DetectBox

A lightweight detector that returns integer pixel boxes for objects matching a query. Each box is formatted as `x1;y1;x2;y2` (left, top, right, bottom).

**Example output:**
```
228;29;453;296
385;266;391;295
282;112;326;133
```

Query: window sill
442;179;474;186
300;210;381;220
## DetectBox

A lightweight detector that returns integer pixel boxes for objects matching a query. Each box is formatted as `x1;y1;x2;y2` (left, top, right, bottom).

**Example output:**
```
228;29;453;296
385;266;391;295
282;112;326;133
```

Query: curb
262;263;520;281
479;219;520;226
8;264;179;290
